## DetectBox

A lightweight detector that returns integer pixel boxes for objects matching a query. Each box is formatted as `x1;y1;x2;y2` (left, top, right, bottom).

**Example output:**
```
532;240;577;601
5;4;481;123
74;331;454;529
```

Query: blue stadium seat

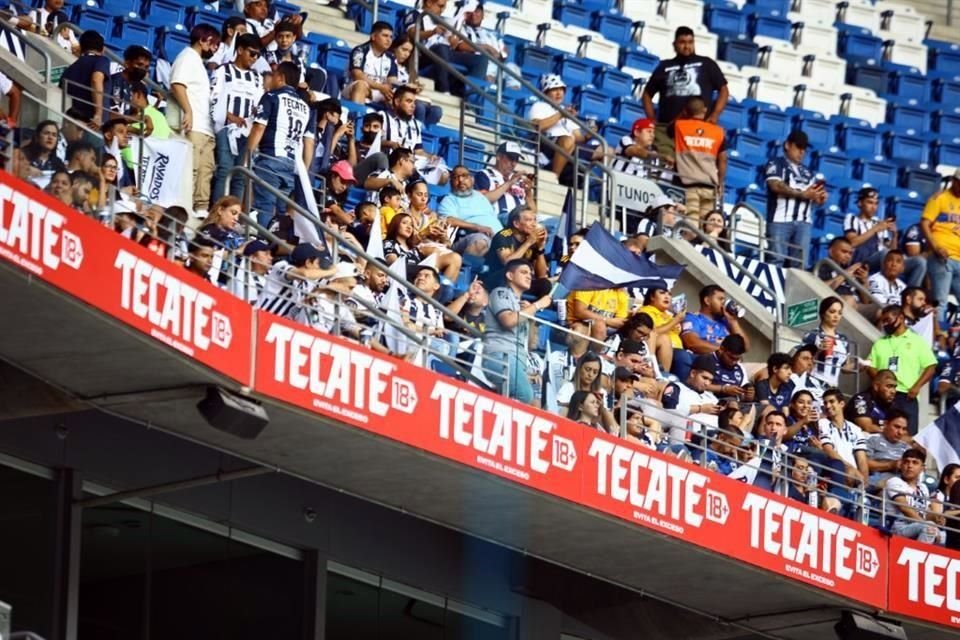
746;0;790;13
748;12;792;41
115;19;157;50
888;68;931;102
848;62;889;96
934;107;960;136
142;0;193;29
900;166;942;199
887;192;925;225
594;67;633;97
705;2;748;38
73;8;114;34
885;129;932;165
886;97;931;133
718;36;759;68
836;118;884;156
574;86;612;121
856;158;897;189
613;97;646;124
739;185;767;214
837;24;883;63
601;121;631;147
620;46;659;73
812;149;856;182
729;129;769;158
719;99;750;131
927;38;960;75
517;43;555;75
726;151;763;188
160;29;190;61
556;53;595;87
934;76;960;105
787;108;833;149
746;100;790;139
101;0;138;17
554;0;591;28
933;138;960;166
591;10;633;43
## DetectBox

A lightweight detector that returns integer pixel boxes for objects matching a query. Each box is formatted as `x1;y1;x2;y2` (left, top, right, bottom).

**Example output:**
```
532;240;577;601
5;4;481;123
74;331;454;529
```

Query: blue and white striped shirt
252;86;316;161
764;157;816;224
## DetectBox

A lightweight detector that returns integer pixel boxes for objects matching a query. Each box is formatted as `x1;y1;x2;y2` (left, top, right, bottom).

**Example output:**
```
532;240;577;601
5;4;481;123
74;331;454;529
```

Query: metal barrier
814;256;884;307
0;13;54;84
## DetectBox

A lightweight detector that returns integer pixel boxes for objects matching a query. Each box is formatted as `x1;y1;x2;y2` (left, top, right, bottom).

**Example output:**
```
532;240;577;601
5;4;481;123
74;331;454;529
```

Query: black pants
426;44;486;95
893;391;920;435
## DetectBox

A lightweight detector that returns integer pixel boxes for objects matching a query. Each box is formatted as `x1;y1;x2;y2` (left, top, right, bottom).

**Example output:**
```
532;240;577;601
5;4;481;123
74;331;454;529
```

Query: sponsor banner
612;171;664;211
0;173;253;383
137;137;192;207
580;431;886;606
889;537;960;629
699;247;785;314
253;312;583;497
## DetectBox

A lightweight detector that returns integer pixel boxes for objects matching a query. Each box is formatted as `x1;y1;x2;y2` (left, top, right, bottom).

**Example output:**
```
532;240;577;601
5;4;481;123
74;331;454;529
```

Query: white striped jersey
255;261;311;318
210;63;264;134
868;272;906;306
763;157;816;224
252;86;316;161
348;42;397;85
801;328;850;388
817;418;867;468
843;213;890;264
611;135;653;176
474;167;526;216
1;12;26;61
383;111;423;151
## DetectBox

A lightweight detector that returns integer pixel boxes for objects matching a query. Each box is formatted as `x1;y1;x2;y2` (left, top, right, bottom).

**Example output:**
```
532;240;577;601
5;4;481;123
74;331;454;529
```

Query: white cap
328;262;360;282
650;194;675;210
496;141;525;161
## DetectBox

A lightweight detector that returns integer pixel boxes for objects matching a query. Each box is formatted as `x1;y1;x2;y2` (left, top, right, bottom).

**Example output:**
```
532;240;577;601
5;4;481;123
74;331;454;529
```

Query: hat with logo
328;261;361;281
857;186;879;201
496;141;525;161
650;194;676;210
631;117;655;134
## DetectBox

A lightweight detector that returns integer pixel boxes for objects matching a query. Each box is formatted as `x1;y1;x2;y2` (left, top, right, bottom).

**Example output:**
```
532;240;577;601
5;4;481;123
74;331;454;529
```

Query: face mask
200;49;215;60
127;67;147;82
361;130;378;144
882;322;898;336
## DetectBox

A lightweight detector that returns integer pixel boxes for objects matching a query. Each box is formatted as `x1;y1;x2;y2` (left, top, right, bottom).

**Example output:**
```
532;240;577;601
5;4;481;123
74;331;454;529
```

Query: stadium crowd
4;2;960;549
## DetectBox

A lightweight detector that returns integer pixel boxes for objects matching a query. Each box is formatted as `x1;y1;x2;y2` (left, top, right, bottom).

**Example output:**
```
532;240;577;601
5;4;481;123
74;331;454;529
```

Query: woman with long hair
697;209;730;251
43;169;72;206
556;351;604;408
801;296;854;388
15;119;65;184
406;180;461;280
388;34;442;126
198;196;247;252
566;390;619;435
98;153;138;208
934;463;960;550
384;213;423;268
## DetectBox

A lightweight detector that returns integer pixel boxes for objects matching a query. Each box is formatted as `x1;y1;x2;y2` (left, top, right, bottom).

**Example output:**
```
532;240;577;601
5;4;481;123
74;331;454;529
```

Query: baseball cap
786;130;810;150
291;243;324;266
631;117;655;134
330;160;356;184
691;354;717;376
857;186;879;201
328;261;360;281
614;366;640;381
242;239;272;256
650;194;675;210
496;141;525;161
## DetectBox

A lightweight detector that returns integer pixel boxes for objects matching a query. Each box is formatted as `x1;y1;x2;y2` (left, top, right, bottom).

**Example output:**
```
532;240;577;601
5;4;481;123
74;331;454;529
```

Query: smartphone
814;179;826;188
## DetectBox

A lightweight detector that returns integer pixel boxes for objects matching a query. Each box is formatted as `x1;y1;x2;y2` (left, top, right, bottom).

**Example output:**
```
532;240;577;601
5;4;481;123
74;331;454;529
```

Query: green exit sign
787;298;819;327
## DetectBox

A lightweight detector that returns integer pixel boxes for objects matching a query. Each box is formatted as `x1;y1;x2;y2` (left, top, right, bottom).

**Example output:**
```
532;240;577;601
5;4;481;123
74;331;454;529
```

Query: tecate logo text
589;439;728;527
114;249;232;351
265;323;413;417
898;547;960;611
0;184;83;271
743;494;879;581
431;380;577;474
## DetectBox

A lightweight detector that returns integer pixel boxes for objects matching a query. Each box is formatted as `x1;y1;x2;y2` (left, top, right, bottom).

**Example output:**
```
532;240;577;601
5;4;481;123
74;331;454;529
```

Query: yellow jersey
567;289;629;323
639;304;682;348
922;190;960;260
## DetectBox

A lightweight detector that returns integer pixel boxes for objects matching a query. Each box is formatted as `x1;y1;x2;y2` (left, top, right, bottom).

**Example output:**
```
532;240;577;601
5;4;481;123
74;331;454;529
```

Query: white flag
291;151;326;247
381;257;411;356
365;130;381;158
367;208;384;260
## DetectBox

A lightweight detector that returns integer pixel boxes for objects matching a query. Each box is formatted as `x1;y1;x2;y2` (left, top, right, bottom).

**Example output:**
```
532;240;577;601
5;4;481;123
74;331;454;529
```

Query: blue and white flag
558;222;683;293
915;400;960;468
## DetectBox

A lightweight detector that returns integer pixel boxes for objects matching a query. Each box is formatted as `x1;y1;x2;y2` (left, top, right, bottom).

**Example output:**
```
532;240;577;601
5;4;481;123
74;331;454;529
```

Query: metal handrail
0;18;53;83
813;256;884;307
224;166;482;339
672;217;783;322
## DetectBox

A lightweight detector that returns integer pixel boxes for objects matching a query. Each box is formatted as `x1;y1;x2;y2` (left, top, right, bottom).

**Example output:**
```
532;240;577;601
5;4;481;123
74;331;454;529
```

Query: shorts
342;80;384;104
0;71;12;96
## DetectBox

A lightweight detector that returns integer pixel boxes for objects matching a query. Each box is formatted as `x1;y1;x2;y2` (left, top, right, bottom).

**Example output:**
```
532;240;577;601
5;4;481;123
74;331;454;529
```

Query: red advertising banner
253;312;584;498
888;537;960;629
253;312;889;606
0;173;253;384
579;431;887;607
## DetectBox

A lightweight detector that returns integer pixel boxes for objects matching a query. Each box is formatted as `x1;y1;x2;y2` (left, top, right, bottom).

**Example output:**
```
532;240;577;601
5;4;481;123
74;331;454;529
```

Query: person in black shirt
482;207;548;292
642;26;727;163
62;30;112;127
110;45;152;116
755;352;795;416
845;369;897;434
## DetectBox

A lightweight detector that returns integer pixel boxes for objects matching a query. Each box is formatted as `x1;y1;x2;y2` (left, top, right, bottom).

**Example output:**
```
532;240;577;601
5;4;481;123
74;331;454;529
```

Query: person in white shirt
208;17;248;69
456;3;521;88
528;74;601;180
167;24;221;216
813;388;868;516
660;354;721;444
868;249;907;307
885;448;946;545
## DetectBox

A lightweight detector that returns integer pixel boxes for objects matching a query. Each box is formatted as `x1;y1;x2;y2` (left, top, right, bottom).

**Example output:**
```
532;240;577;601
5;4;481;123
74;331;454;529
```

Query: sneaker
192;208;208;219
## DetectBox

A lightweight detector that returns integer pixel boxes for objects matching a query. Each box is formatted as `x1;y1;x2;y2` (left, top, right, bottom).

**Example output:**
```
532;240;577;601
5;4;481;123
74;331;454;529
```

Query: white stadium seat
803;51;847;88
877;1;928;42
887;37;928;74
663;0;704;28
842;84;887;126
754;35;804;77
691;23;718;60
790;13;839;56
792;0;839;21
796;80;842;116
620;0;663;23
503;12;540;42
742;66;797;107
838;0;881;33
718;61;751;100
518;0;553;23
634;14;675;60
539;20;583;54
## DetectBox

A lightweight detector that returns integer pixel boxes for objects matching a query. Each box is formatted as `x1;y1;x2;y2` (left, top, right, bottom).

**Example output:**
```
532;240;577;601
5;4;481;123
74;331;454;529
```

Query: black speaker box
197;386;269;440
835;611;907;640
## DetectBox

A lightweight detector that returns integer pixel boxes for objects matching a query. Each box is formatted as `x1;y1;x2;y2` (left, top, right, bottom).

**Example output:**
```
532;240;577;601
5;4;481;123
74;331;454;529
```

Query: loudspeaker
197;386;269;440
835;611;907;640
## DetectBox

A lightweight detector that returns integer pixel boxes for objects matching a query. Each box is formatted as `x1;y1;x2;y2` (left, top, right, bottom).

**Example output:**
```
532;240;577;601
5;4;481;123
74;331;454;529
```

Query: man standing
763;130;827;268
921;168;960;326
61;30;111;127
866;305;937;434
642;26;728;163
245;62;317;227
671;96;727;219
680;284;749;355
482;259;552;404
475;142;536;219
168;24;221;217
210;33;264;201
109;45;152;116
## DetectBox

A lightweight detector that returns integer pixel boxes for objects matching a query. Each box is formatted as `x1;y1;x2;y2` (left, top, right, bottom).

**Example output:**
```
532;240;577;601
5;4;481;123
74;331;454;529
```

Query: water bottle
725;299;745;318
806;467;818;509
556;299;567;324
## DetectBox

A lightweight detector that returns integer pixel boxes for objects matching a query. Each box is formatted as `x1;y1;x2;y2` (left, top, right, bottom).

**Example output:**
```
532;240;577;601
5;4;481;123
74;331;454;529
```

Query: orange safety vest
674;119;724;187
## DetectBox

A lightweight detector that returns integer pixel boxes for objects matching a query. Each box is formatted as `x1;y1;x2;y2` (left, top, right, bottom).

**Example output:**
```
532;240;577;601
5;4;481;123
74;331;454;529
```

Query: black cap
617;339;644;355
857;186;880;201
691;354;717;375
720;334;746;355
786;130;810;150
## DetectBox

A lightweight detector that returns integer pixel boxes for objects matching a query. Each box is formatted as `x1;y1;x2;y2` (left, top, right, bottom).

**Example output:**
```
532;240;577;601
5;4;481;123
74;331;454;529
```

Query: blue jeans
212;129;247;202
415;100;442;126
252;153;296;228
484;349;533;405
768;221;811;269
927;254;960;326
